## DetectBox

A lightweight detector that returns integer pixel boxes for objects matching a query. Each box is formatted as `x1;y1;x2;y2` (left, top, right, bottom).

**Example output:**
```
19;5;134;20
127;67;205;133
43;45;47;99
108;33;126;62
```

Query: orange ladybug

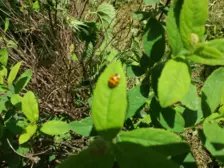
108;73;120;88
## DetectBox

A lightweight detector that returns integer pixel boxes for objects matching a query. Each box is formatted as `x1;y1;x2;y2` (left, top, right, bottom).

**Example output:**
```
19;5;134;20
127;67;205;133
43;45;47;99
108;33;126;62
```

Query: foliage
1;0;224;167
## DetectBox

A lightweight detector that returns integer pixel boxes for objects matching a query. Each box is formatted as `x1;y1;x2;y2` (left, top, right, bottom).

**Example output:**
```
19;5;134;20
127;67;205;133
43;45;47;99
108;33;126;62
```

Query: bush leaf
158;58;191;107
201;67;224;116
70;117;93;136
19;124;37;144
143;18;165;63
187;39;224;65
0;48;8;66
22;91;39;123
180;0;208;49
126;85;146;119
41;120;70;135
166;0;184;56
15;69;32;93
7;61;22;87
181;83;199;111
92;61;127;139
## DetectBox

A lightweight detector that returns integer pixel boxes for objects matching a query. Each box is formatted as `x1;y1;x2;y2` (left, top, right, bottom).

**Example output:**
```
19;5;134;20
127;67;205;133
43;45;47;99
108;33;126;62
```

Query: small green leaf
181;83;199;111
143;18;165;63
7;61;22;87
4;18;9;32
22;91;39;123
201;67;224;115
126;85;146;119
150;98;185;133
69;117;93;136
158;58;191;107
71;54;78;61
187;39;224;65
0;48;8;66
19;124;37;144
166;0;184;56
41;120;70;135
15;69;32;93
92;61;127;139
203;113;224;145
11;94;22;106
180;0;208;49
0;66;7;84
32;0;40;9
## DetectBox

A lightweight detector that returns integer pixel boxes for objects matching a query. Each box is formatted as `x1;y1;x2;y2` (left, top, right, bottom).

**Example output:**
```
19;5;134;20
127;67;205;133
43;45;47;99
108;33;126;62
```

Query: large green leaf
142;18;165;63
116;128;189;157
15;69;32;93
19;124;37;144
92;61;127;139
7;61;22;87
166;0;184;56
41;120;70;135
180;0;208;49
201;67;224;116
57;139;114;168
150;98;185;133
69;117;93;136
158;58;191;107
115;142;179;168
126;85;146;119
187;39;224;65
0;48;8;66
181;83;199;111
22;91;39;123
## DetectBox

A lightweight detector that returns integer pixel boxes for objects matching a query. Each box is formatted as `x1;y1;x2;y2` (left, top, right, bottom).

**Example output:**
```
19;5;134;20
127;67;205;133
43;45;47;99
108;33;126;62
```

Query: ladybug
108;73;120;88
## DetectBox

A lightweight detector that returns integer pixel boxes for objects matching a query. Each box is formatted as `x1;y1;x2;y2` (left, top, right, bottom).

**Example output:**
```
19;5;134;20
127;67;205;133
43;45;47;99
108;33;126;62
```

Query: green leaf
4;18;9;32
0;96;8;113
57;141;114;168
41;120;70;135
0;48;8;66
126;85;146;119
15;69;32;93
116;128;189;157
150;98;185;133
181;83;199;111
92;61;127;139
166;0;184;56
143;18;165;63
22;91;39;123
97;3;115;29
32;0;40;9
11;94;22;109
69;117;93;136
7;61;22;87
203;113;224;146
199;128;224;162
19;124;37;144
158;58;191;107
187;39;224;65
71;54;78;61
180;0;208;49
115;142;179;168
201;68;224;116
172;152;197;168
0;65;7;84
144;0;160;4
